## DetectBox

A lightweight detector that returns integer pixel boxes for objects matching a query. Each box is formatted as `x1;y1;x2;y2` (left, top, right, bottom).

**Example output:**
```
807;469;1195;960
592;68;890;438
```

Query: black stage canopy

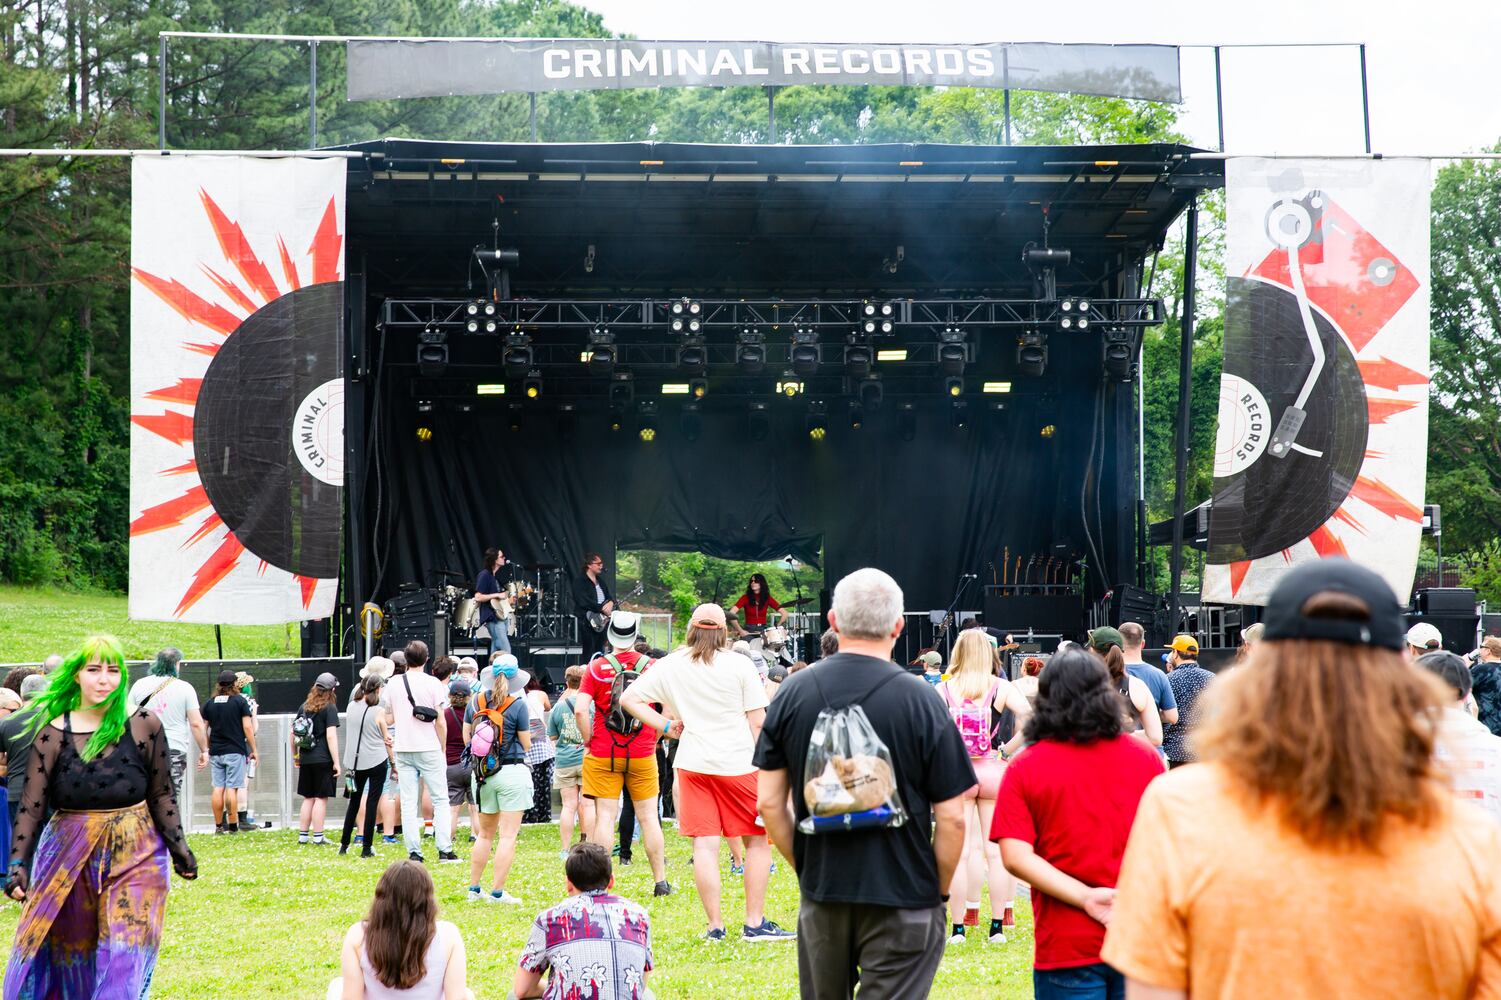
332;139;1220;619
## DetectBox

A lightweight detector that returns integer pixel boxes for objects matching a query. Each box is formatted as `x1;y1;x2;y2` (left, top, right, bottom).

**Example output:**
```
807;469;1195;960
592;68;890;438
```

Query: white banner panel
129;156;346;624
1204;157;1430;605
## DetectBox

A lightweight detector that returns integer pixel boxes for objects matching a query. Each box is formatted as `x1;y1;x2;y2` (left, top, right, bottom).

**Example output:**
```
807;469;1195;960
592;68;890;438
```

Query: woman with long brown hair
1086;628;1162;747
291;673;341;846
1103;558;1501;999
332;860;470;1000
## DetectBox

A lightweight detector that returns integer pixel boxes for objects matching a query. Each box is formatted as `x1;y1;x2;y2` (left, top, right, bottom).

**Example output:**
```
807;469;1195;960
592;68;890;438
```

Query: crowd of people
9;558;1501;999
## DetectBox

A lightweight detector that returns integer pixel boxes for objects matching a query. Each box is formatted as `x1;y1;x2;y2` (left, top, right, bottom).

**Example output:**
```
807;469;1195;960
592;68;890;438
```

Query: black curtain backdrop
372;389;1093;616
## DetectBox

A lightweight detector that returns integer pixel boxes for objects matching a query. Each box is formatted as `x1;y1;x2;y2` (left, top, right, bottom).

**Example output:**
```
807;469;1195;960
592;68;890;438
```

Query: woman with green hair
3;635;197;999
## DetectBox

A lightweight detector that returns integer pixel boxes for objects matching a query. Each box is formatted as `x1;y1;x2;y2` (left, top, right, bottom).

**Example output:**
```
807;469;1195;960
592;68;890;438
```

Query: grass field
0;585;297;664
0;824;1035;999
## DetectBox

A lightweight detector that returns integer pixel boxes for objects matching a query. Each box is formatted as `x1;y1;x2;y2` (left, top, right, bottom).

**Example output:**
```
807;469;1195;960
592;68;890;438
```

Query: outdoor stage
330;138;1220;650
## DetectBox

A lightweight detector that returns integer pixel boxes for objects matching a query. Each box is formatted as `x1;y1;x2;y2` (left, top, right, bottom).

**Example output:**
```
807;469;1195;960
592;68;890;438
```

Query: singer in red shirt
731;573;782;635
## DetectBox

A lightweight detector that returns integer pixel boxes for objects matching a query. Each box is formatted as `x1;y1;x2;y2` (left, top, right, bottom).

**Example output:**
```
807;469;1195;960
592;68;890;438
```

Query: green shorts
473;763;532;815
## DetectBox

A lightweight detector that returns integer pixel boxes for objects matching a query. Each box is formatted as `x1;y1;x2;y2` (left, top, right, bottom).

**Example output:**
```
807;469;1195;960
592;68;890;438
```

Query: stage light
523;372;542;399
638;400;658;442
1041;424;1056;438
790;328;819;377
849;401;865;430
609;372;635;409
503;334;533;379
609;404;626;433
507;404;523;432
669;298;703;333
747;401;770;441
416;399;435;414
938;327;967;376
1058;298;1090;331
587;327;616;376
466;318;480;333
476;383;506;395
661;383;690;395
416;426;433;442
558;403;577;442
690;378;708;399
736;327;766;373
845;342;873;378
876;348;907;363
677;340;707;374
951;400;969;429
483;301;498;317
1017;328;1048;378
776;377;804;398
484;319;498;334
857;375;884;411
1102;326;1136;381
982;381;1012;394
898;401;917;442
417;343;448;378
681;402;703;441
861;301;896;335
805;400;828;442
944;377;964;397
465;301;481;317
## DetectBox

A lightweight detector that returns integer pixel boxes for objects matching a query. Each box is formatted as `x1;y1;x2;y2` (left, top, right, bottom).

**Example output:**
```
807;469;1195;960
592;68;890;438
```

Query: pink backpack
942;681;1000;757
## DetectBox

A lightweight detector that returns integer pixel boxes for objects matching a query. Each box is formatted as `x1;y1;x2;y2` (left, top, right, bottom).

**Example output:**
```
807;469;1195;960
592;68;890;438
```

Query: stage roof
332;138;1222;299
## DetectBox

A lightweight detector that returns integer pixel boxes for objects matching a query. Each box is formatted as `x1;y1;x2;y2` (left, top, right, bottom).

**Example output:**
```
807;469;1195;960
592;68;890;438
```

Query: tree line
1;0;1493;602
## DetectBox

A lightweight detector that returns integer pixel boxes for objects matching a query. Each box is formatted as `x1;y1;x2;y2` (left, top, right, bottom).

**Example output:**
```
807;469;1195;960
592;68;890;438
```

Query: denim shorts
210;753;247;789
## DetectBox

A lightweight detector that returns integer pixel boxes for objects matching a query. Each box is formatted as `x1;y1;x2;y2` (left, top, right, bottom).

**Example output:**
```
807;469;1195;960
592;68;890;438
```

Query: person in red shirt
573;610;671;896
991;645;1163;1000
730;574;781;636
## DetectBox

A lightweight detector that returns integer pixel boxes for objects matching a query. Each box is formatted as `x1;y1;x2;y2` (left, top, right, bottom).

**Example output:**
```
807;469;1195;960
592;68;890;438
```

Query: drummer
730;573;782;637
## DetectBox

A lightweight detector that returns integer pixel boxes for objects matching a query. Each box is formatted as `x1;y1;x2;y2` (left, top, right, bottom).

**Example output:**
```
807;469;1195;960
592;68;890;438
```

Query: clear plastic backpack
799;671;909;834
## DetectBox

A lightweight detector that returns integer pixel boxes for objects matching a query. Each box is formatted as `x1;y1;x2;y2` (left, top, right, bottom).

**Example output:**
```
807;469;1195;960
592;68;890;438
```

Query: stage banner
1204;157;1430;606
347;39;1181;104
129;156;346;624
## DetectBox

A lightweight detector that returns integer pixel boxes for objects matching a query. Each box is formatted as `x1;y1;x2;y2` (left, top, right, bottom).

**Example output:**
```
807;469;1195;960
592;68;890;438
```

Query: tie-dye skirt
3;804;170;1000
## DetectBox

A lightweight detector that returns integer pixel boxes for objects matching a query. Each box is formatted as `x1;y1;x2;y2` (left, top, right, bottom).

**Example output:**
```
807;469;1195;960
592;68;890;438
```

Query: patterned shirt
1162;663;1216;763
1471;660;1501;738
1435;707;1501;825
519;890;654;1000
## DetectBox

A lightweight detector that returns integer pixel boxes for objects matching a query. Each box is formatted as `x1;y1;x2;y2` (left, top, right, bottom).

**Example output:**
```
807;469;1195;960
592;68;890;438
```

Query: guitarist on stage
572;552;615;657
474;547;513;656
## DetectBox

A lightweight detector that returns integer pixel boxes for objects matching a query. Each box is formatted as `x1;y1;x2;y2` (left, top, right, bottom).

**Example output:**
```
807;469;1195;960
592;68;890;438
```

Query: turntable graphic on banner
1204;159;1430;606
128;157;346;624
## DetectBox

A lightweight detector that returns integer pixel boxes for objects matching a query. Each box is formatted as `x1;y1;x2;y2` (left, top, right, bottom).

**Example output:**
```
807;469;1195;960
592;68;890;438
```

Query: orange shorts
581;751;660;803
676;769;762;838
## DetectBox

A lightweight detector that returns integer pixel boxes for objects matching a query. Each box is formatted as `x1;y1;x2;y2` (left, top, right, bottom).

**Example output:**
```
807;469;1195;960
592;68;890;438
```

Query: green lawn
0;585;297;664
0;825;1035;999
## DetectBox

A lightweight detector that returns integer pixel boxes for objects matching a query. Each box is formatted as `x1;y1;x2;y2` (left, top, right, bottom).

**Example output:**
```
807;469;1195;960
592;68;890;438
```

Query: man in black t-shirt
201;669;257;834
755;567;975;1000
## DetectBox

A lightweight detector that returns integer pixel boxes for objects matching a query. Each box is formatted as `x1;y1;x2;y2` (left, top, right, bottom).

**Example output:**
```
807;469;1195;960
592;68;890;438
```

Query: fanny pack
404;673;439;723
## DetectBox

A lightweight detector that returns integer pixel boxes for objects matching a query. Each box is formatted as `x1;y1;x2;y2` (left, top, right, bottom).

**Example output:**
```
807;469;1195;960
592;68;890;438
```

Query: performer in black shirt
475;546;512;655
571;552;615;657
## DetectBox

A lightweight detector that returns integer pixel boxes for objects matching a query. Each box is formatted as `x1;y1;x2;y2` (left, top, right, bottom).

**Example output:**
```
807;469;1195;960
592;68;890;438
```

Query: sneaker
409;851;425;863
214;824;225;836
963;904;980;927
353;836;363;844
226;824;239;834
359;849;376;859
382;835;398;845
704;928;727;942
729;862;744;876
948;931;966;945
742;919;796;943
437;850;461;864
653;881;673;897
466;885;484;902
619;855;632;866
487;890;523;905
338;845;349;856
988;929;1007;944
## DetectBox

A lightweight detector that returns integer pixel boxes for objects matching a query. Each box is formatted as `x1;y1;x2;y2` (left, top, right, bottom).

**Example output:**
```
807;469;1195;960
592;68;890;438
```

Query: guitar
586;581;645;633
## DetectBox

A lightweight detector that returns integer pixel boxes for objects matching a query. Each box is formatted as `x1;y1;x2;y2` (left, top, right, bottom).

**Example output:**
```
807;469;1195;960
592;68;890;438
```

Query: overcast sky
581;0;1501;156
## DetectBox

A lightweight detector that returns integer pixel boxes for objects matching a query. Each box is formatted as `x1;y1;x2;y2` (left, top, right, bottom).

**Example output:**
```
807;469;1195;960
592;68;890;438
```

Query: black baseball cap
1261;558;1405;651
216;669;238;686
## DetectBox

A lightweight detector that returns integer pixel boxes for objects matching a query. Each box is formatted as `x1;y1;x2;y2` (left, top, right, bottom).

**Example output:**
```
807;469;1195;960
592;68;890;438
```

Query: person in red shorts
574;611;671;896
621;603;795;943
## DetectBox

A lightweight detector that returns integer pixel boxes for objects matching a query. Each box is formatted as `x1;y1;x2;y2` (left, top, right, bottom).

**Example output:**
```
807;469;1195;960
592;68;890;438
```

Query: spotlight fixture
1040;424;1056;438
1017;328;1048;378
416;399;435;414
522;371;543;399
938;327;967;376
861;301;897;335
503;333;533;379
736;327;767;373
1102;326;1136;381
609;372;635;409
677;340;708;374
417;326;448;377
638;400;659;442
898;401;917;442
681;402;703;441
844;341;874;378
943;376;964;398
747;401;770;441
857;375;884;411
416;426;433;442
951;400;969;430
790;328;819;377
669;298;704;333
689;378;708;400
587;326;616;376
805;400;828;442
1058;297;1091;331
776;375;804;398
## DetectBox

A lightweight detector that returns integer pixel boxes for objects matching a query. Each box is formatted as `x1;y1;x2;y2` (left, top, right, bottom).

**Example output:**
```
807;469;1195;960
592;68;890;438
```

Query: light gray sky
582;0;1501;156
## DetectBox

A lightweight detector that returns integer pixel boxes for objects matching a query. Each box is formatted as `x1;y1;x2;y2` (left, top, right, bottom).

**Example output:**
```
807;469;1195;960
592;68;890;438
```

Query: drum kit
740;597;820;663
442;562;574;643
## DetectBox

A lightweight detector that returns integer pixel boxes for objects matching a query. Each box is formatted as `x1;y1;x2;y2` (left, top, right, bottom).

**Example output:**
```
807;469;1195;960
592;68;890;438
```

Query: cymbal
523;562;560;571
782;596;814;607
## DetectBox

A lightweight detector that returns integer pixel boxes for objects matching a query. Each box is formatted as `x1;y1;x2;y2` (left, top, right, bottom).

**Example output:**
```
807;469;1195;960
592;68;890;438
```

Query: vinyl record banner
1204;157;1430;606
129;156;346;624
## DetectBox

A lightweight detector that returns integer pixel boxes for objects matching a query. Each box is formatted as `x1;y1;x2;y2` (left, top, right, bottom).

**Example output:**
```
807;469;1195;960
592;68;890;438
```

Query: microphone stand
940;573;977;663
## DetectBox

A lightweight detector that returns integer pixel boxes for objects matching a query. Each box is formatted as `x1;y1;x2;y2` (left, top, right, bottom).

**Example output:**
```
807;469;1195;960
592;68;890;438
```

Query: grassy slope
0;826;1035;999
0;585;297;663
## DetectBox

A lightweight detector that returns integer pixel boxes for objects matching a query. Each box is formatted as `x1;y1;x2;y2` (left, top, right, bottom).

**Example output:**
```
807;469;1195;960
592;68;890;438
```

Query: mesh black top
9;710;196;877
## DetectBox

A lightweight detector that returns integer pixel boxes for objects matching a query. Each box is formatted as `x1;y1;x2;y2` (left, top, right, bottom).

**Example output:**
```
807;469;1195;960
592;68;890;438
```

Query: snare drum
762;625;790;651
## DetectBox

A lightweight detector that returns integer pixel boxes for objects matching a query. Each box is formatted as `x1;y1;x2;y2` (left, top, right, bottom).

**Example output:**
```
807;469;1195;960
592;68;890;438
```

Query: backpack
469;692;518;783
800;670;909;834
942;680;1000;758
291;709;318;751
595;653;649;738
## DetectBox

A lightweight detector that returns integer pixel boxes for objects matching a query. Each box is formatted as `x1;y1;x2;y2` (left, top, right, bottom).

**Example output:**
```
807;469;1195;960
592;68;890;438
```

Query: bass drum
454;598;480;633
